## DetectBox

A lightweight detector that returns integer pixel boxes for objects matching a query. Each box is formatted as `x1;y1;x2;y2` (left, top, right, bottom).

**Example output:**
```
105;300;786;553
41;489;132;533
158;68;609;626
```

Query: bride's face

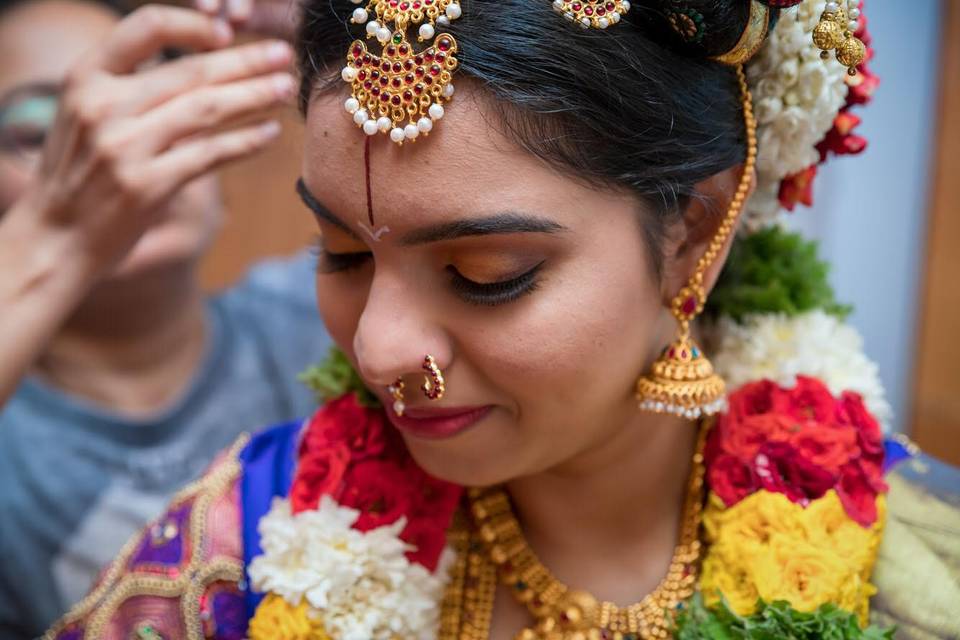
303;88;678;485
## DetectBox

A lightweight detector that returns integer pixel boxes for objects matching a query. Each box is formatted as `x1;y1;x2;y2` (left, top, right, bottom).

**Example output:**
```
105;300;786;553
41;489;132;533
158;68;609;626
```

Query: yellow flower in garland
249;593;331;640
700;489;885;626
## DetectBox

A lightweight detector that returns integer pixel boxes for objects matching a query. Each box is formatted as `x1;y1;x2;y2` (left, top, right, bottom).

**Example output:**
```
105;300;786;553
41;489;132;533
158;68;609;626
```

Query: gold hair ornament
813;0;866;76
551;0;631;29
635;64;757;420
342;0;461;143
711;0;770;65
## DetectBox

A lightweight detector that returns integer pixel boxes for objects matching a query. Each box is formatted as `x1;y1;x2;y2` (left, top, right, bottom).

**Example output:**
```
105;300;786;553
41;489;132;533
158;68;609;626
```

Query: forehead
302;83;633;231
0;0;118;93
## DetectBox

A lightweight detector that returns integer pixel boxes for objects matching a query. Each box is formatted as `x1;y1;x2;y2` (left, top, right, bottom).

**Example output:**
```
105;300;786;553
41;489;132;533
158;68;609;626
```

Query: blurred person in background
0;1;329;635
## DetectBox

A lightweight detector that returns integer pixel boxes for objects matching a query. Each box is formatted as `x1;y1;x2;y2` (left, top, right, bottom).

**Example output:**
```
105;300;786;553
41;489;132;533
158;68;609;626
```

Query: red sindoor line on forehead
364;135;375;226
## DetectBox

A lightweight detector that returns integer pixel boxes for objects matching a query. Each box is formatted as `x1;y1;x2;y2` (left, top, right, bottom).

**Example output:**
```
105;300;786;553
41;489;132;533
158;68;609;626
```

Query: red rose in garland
780;375;838;423
290;440;350;513
706;377;886;526
287;392;463;571
705;451;758;506
340;459;415;532
753;441;835;505
300;392;392;460
786;421;858;475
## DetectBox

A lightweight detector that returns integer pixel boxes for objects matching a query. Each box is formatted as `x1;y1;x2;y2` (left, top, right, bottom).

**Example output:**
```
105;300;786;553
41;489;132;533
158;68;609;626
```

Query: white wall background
788;0;943;432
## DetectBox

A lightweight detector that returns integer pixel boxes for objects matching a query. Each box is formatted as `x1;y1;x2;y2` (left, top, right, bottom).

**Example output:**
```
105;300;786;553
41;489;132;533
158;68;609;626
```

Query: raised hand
195;0;300;41
0;4;296;406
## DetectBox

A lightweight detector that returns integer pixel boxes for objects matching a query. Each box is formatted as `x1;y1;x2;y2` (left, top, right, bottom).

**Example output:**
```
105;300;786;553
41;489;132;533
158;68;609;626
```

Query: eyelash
447;262;544;307
311;236;371;274
310;237;544;307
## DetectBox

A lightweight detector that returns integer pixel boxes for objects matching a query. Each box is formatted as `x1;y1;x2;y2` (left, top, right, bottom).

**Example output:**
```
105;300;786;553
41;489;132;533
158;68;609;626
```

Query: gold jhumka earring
635;64;758;421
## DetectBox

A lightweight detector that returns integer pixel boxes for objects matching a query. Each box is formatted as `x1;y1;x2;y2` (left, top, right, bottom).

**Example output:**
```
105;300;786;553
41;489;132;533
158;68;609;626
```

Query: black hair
297;0;771;276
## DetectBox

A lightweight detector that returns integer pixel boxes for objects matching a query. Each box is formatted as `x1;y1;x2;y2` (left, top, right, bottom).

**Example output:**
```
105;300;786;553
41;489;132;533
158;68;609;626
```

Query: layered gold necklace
439;423;709;640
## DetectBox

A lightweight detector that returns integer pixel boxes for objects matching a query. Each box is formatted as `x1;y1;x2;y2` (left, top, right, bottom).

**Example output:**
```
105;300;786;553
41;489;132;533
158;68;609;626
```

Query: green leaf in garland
298;347;381;408
673;594;896;639
705;227;852;323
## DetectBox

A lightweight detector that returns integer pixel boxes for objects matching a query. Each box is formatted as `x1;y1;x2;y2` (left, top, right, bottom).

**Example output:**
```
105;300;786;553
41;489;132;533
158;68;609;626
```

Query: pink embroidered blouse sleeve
43;436;250;640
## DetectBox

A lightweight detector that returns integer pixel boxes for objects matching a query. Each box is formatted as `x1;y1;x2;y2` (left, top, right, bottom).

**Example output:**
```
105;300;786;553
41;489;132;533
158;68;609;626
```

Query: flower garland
678;378;892;637
711;311;892;431
248;395;462;640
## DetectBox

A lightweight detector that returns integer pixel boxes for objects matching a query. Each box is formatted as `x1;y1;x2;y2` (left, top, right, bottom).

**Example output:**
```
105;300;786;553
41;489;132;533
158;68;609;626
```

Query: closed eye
448;261;544;306
311;237;371;274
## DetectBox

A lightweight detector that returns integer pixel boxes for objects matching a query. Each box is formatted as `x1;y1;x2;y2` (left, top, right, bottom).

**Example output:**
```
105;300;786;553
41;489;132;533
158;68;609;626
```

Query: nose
352;271;452;389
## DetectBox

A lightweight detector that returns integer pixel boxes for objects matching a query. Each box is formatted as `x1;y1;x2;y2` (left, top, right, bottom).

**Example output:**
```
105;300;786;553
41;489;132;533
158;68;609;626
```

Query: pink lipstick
388;405;492;440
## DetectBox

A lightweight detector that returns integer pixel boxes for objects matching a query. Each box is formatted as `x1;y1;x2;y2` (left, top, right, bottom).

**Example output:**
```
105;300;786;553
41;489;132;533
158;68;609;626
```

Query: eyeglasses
0;83;60;166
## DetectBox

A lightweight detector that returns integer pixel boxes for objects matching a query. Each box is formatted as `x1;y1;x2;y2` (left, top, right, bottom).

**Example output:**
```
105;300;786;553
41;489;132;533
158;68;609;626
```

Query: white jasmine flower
712;310;893;432
249;496;451;640
742;0;850;231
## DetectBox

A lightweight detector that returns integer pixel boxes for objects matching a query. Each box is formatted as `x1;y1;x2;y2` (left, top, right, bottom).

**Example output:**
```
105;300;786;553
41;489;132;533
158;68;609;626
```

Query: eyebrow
295;177;567;244
399;214;566;245
296;178;359;239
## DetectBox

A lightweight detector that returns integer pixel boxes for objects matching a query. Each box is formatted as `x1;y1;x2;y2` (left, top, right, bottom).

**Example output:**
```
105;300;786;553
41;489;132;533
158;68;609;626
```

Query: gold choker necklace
439;423;709;640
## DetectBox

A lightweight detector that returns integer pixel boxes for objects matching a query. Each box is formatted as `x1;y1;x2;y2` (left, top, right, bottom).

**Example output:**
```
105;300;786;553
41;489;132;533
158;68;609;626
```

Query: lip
388;405;493;440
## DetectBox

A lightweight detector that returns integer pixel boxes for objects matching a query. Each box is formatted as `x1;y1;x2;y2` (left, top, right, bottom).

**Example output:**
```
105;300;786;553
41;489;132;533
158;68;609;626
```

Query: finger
226;0;254;23
194;0;220;14
82;6;234;75
122;39;292;115
148;120;281;194
246;2;299;40
137;72;294;154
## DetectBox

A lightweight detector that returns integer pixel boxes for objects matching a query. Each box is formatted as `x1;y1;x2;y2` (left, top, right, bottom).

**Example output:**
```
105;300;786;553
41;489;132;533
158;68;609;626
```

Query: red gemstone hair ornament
342;0;460;144
552;0;631;29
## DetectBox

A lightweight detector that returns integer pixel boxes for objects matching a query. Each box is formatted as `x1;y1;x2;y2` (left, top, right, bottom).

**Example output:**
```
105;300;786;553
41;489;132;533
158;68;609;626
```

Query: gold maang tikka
635;64;758;420
341;0;461;144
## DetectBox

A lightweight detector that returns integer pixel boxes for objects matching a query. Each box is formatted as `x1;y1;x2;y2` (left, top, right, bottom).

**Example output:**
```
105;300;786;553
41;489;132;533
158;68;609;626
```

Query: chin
401;432;522;488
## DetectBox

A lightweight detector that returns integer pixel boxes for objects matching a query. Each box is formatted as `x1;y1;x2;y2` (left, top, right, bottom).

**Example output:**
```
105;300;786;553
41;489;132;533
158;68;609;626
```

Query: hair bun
633;0;779;60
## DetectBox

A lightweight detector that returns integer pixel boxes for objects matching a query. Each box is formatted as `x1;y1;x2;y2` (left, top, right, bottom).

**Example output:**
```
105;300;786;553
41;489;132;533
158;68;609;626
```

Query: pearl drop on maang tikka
342;0;461;144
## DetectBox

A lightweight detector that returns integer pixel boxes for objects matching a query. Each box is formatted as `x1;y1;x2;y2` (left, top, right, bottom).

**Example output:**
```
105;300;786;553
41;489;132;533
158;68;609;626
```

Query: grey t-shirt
0;254;330;638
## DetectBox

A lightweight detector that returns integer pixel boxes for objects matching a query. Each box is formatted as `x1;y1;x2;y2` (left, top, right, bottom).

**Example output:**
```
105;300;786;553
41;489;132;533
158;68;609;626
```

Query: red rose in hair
290;441;350;513
753;441;836;505
339;459;414;532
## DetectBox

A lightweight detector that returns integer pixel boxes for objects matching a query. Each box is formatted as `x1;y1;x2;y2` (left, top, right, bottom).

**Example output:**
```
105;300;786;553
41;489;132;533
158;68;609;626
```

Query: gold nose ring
388;378;406;416
421;355;445;400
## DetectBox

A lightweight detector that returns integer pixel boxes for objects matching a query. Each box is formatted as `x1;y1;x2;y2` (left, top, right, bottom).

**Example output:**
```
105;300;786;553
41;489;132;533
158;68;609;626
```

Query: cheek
476;238;660;407
315;271;369;358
